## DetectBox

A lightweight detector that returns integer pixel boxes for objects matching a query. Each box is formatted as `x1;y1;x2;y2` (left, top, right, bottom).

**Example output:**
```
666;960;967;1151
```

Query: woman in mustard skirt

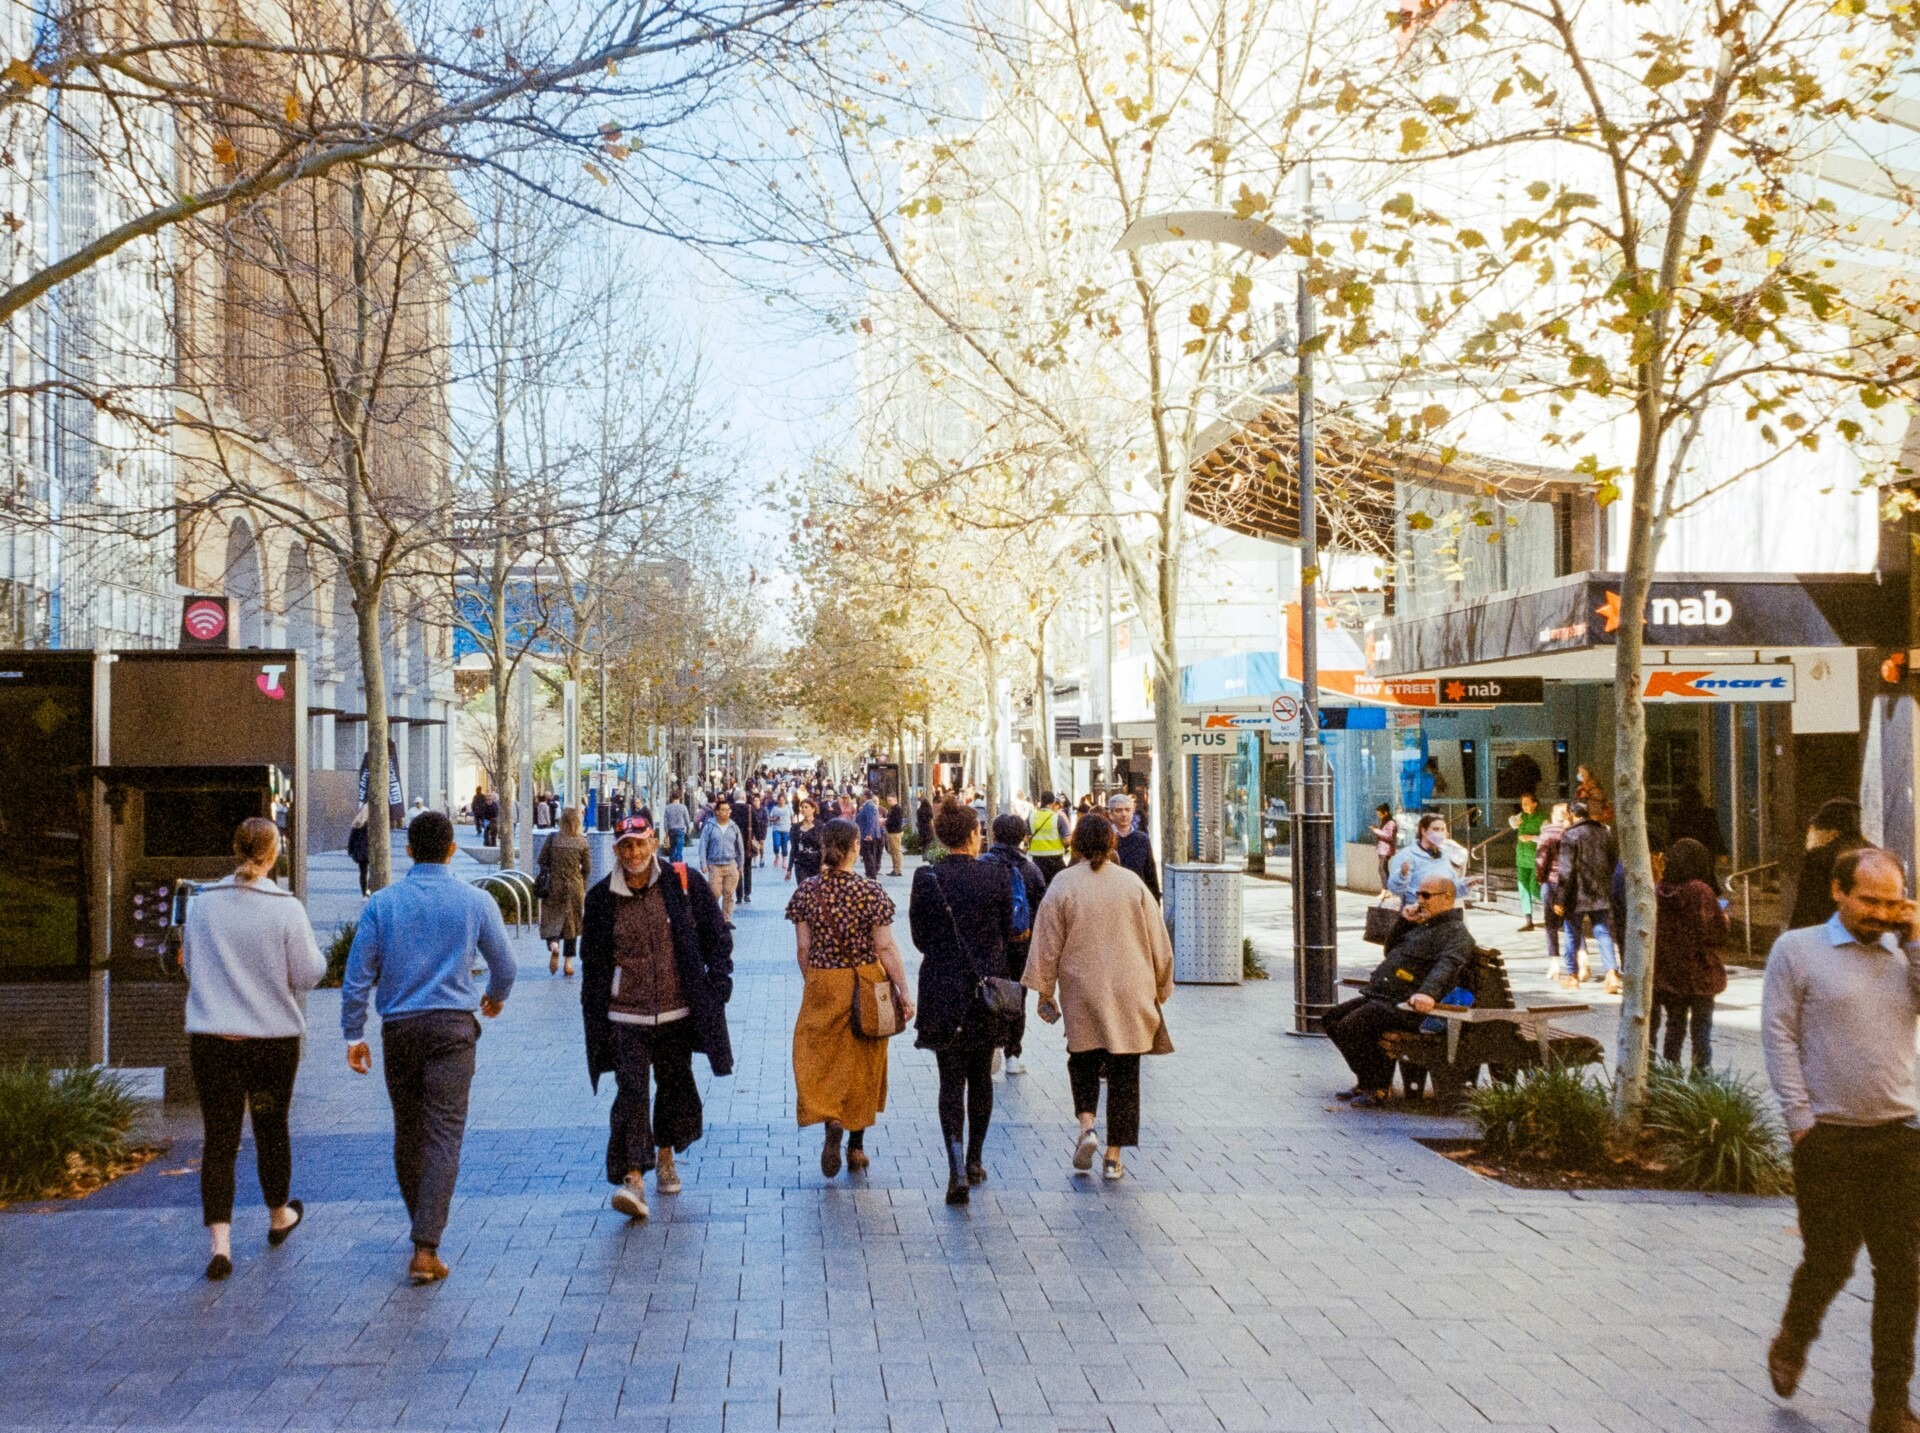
786;817;913;1177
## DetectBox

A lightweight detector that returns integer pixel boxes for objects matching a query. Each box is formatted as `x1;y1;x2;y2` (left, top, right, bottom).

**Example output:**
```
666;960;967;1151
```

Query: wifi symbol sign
181;599;229;647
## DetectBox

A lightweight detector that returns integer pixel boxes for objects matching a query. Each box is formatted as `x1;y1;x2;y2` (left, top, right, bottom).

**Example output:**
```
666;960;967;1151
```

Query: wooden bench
1342;945;1604;1108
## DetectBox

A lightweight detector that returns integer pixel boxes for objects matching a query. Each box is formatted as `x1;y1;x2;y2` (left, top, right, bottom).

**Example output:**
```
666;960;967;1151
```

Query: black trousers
936;1043;995;1159
1782;1121;1920;1410
1323;995;1424;1093
1002;940;1030;1056
188;1034;301;1226
1068;1049;1141;1147
860;836;883;879
606;1018;703;1183
1032;854;1064;886
381;1009;479;1251
1650;992;1715;1069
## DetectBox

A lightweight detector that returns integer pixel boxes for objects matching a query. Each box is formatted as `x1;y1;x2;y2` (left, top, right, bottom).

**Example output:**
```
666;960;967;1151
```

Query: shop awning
1185;393;1584;555
1367;570;1898;678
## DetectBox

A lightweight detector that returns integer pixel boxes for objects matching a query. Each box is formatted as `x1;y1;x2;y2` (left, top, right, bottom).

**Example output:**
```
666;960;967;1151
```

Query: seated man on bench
1325;875;1475;1107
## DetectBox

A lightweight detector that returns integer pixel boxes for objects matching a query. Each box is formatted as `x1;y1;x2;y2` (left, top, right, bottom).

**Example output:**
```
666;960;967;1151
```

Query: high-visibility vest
1029;808;1066;856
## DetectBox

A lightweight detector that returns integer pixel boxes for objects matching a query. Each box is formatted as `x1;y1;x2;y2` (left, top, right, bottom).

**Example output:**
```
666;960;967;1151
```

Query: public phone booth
0;649;306;1097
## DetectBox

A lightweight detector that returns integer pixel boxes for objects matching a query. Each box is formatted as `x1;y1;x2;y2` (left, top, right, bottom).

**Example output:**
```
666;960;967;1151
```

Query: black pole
1292;256;1338;1035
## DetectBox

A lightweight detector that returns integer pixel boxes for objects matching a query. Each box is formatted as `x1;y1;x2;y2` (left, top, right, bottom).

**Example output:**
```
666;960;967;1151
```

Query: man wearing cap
581;815;735;1221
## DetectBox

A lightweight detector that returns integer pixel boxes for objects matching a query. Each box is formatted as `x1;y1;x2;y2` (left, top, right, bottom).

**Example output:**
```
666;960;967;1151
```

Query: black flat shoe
267;1200;303;1248
205;1254;232;1281
965;1160;986;1185
945;1181;970;1206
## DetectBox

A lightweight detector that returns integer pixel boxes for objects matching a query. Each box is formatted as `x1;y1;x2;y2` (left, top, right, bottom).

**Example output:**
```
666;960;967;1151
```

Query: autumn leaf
1405;510;1435;531
212;135;238;166
3;57;47;88
284;95;300;125
1398;118;1429;154
1643;56;1686;88
583;161;609;184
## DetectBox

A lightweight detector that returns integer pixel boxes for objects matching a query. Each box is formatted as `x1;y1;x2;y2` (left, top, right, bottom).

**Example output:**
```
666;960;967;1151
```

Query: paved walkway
0;855;1884;1432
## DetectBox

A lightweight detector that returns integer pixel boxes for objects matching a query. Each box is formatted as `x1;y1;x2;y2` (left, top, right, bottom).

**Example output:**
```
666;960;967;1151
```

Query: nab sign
1435;675;1545;707
1641;666;1794;703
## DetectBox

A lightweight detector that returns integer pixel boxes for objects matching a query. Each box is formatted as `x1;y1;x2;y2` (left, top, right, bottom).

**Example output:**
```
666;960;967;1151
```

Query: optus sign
1641;666;1794;703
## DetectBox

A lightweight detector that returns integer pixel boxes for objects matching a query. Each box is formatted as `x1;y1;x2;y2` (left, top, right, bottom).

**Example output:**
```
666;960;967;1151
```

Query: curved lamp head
1113;210;1288;259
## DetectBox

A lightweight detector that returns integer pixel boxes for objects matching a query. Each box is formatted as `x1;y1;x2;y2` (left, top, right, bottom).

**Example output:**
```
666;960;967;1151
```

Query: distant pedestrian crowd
176;777;1175;1286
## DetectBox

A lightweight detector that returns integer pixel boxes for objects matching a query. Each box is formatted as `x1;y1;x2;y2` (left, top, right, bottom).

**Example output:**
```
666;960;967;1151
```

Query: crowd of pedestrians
178;774;1171;1285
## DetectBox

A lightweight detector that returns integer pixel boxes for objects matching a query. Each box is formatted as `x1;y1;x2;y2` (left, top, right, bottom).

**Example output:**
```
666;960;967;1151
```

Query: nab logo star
1595;590;1623;633
256;664;288;700
1444;680;1467;702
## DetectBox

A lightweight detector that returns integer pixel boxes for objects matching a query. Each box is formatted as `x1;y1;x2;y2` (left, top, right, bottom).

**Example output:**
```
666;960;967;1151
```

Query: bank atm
0;649;305;1095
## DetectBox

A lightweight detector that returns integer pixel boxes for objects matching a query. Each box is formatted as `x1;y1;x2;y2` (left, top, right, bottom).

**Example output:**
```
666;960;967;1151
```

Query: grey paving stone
0;858;1890;1433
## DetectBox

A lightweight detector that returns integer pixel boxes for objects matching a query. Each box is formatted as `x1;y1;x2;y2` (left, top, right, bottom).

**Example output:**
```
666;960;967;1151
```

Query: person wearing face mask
1763;847;1920;1433
580;816;735;1223
1386;813;1468;910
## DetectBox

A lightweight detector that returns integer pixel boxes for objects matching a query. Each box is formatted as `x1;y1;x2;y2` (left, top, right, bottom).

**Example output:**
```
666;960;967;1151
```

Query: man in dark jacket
581;815;734;1221
1556;801;1622;991
1322;875;1476;1106
1106;793;1160;902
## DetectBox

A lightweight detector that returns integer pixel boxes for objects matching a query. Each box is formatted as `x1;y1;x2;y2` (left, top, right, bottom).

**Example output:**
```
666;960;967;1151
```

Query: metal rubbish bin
1166;863;1243;984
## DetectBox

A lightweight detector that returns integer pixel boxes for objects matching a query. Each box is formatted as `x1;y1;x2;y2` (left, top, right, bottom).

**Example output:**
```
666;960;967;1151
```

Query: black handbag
532;845;552;901
1363;898;1400;945
930;863;1026;1019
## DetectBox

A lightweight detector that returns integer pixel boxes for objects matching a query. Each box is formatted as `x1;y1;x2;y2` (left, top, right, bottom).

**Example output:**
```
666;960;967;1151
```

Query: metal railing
472;869;537;928
1725;859;1781;964
1470;827;1517;906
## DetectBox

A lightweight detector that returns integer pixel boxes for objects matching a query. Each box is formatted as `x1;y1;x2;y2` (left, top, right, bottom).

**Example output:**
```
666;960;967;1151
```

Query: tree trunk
981;642;1003;815
1611;391;1665;1131
355;587;394;890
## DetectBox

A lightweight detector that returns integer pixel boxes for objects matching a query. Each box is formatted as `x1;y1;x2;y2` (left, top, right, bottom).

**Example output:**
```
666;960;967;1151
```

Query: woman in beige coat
1023;811;1173;1180
538;806;592;976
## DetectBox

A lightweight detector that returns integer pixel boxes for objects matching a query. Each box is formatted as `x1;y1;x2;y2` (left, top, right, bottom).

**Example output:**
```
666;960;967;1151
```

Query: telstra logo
256;664;288;700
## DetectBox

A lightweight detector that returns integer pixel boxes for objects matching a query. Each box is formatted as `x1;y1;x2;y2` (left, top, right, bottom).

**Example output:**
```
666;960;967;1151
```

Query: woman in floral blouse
786;818;914;1177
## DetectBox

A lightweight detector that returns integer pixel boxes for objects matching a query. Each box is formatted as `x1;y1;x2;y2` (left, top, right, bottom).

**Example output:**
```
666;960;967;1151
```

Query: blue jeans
1563;914;1617;977
667;830;685;861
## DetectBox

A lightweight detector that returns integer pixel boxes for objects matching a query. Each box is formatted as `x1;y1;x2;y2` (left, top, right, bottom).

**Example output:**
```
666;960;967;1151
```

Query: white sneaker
1072;1128;1099;1173
610;1178;649;1220
991;1049;1004;1077
654;1153;682;1196
1003;1055;1025;1076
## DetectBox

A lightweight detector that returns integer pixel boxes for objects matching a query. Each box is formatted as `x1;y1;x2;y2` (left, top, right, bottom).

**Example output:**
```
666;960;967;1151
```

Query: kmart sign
1640;666;1795;702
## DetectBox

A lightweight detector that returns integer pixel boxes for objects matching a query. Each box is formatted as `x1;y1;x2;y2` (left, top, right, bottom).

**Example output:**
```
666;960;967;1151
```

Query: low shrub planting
0;1062;141;1200
1645;1064;1792;1195
1465;1063;1613;1171
1241;937;1269;980
321;920;357;989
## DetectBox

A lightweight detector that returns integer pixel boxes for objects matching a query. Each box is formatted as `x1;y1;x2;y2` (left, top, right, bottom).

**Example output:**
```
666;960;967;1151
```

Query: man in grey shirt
1762;845;1920;1433
698;799;746;927
662;791;692;863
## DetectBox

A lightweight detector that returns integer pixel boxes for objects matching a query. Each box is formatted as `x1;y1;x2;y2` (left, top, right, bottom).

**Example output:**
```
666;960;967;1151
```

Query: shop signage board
1067;740;1123;757
1198;712;1270;730
1640;665;1795;702
1434;675;1546;706
1350;676;1437;706
1178;730;1235;752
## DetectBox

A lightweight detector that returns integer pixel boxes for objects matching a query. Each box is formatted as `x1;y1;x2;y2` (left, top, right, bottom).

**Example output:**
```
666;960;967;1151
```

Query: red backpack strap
673;861;688;892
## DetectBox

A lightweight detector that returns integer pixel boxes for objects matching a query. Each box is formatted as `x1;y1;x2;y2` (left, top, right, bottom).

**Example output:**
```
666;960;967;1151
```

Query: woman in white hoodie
183;817;327;1280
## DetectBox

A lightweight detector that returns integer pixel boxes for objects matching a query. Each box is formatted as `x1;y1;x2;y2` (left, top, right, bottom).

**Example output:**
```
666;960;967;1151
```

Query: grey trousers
381;1009;479;1251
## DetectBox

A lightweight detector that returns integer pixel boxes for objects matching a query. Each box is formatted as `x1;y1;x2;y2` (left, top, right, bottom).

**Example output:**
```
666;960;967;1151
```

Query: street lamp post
1115;182;1358;1033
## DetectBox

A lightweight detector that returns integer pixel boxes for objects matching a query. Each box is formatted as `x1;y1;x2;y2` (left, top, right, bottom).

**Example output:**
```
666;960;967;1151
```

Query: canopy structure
1185;392;1585;557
